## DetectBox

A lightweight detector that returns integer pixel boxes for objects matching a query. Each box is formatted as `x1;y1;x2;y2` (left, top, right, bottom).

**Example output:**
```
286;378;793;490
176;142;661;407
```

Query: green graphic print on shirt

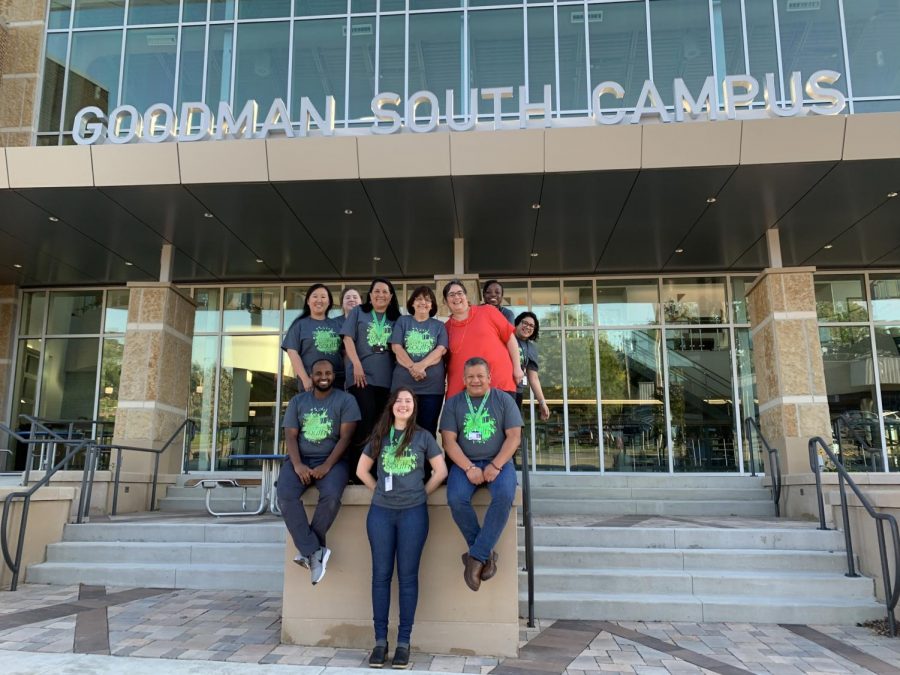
302;409;333;443
462;410;497;444
313;327;340;354
367;320;392;348
381;441;417;476
405;328;436;357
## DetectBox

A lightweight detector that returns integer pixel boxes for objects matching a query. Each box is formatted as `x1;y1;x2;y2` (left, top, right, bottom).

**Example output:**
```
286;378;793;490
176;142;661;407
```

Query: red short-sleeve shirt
444;304;516;398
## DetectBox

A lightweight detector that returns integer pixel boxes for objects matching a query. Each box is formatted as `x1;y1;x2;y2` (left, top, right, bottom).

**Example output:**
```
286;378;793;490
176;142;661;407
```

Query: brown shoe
462;553;483;591
480;551;499;581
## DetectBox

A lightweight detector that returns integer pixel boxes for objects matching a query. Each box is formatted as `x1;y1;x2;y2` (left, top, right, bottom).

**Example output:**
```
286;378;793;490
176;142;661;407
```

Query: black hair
366;387;419;462
514;311;540;341
464;356;491;371
481;279;503;297
406;286;438;317
360;278;401;321
297;283;334;320
441;279;466;300
309;358;334;373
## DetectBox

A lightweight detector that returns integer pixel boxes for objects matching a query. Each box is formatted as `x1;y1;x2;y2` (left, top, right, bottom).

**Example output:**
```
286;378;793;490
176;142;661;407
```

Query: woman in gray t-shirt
356;388;447;669
514;311;551;421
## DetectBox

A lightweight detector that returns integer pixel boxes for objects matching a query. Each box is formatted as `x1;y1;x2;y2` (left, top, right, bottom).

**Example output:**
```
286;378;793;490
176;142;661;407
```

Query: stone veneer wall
0;0;46;146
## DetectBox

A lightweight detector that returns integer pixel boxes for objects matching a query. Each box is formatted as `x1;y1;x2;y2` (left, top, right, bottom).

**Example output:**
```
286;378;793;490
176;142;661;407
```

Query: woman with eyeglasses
442;280;524;401
357;387;448;669
282;283;345;392
514;312;551;421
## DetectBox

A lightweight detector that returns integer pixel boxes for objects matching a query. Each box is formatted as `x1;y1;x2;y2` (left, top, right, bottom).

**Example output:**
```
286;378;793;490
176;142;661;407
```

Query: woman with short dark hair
481;279;515;325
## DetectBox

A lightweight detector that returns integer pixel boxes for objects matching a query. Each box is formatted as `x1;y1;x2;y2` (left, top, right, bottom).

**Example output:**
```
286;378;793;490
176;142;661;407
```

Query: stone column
112;283;195;497
0;285;17;471
747;267;832;477
0;0;46;146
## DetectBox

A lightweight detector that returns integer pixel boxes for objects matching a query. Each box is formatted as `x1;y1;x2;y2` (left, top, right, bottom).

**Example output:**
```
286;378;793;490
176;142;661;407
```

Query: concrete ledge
282;486;520;657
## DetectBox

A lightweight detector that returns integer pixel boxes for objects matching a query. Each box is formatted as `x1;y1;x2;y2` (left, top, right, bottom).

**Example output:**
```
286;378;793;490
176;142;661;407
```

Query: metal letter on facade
297;96;335;136
805;70;846;116
177;103;213;142
764;72;803;117
630;80;671;124
673;76;718;122
215;101;258;140
591;82;626;125
406;90;440;133
518;85;552;129
72;106;107;145
481;87;513;130
445;89;478;132
722;75;760;120
259;99;295;138
108;105;142;144
144;103;177;143
371;93;402;134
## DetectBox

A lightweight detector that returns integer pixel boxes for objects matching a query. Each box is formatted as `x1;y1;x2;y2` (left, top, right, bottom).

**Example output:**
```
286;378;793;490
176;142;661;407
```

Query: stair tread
530;545;843;554
31;561;283;571
522;590;883;607
523;567;865;579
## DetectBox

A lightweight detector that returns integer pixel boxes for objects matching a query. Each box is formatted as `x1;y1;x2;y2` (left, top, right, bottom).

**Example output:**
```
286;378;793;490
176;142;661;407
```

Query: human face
483;283;503;307
445;284;469;315
342;289;361;314
370;282;392;311
392;391;415;426
310;362;334;392
463;364;491;397
307;287;330;317
516;317;536;341
412;293;432;318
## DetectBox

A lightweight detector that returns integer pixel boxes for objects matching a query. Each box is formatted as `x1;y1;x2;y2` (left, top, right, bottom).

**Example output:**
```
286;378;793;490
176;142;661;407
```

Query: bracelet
490;461;503;471
465;465;476;473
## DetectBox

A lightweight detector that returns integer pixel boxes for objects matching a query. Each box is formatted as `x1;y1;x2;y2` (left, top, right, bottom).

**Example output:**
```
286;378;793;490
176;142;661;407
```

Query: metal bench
185;454;285;517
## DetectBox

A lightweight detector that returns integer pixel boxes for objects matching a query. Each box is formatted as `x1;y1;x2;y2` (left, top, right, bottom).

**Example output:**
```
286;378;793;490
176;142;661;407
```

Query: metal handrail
808;436;900;636
833;414;883;472
87;418;197;521
0;421;93;591
520;435;535;628
744;417;782;517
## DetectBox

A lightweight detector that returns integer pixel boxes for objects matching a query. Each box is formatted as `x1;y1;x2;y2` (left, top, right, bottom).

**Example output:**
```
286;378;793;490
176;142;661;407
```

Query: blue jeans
446;460;517;562
277;458;349;558
366;503;429;645
415;394;444;437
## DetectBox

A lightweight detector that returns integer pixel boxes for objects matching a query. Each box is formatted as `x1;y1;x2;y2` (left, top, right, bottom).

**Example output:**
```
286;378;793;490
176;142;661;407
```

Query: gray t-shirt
363;428;443;509
482;303;515;325
516;338;539;394
439;388;523;461
282;389;361;460
341;306;396;389
389;315;449;395
281;316;345;381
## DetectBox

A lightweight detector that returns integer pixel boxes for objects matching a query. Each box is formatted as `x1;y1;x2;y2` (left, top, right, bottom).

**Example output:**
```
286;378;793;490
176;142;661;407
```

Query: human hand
466;466;485;485
539;401;550;421
513;366;525;384
352;364;367;388
293;462;313;485
299;375;313;392
483;463;500;482
310;464;331;480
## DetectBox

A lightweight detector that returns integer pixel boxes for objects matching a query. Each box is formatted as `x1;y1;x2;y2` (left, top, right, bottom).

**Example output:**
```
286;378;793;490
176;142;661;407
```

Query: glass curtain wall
38;0;900;144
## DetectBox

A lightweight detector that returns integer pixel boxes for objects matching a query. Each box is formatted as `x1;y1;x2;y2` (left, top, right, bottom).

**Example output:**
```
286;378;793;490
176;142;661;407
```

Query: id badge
373;345;386;354
521;375;528;387
385;474;393;492
466;431;482;442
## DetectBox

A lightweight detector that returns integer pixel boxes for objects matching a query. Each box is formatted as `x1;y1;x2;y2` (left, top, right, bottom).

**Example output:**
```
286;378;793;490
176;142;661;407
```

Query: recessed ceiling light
373;256;381;262
48;216;59;222
203;212;214;218
344;209;354;215
706;197;717;204
124;261;133;266
888;192;898;199
675;248;685;254
530;252;539;257
12;264;22;269
255;258;264;263
531;203;541;210
823;244;833;250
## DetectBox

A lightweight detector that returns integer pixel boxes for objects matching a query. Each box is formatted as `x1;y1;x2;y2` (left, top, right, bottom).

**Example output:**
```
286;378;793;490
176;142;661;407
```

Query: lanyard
465;390;491;419
518;339;527;368
371;311;388;344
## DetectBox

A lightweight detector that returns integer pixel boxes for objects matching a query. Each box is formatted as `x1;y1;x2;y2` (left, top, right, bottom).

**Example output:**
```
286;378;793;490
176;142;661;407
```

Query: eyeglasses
446;291;466;299
519;322;536;329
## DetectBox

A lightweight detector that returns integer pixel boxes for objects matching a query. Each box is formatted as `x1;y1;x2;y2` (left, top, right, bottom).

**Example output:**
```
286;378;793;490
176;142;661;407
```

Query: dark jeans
415;393;444;437
348;384;391;475
366;502;429;645
446;460;517;562
276;457;349;558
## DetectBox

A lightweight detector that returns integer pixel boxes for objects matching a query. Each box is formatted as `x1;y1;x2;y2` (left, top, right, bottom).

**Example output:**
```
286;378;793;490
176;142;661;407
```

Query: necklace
449;310;472;354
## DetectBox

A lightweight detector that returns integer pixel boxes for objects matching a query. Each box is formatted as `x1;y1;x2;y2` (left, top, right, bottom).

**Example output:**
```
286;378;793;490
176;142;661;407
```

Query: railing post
810;439;829;531
10;495;30;591
838;472;859;577
521;436;535;628
111;448;123;516
150;452;161;511
76;445;92;524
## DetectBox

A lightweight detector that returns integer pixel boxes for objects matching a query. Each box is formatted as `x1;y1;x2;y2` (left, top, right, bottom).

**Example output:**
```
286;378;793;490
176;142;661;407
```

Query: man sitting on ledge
440;357;522;591
278;359;360;585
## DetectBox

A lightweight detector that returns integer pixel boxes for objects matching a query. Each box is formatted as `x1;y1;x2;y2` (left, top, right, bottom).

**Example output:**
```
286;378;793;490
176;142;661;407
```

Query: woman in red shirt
442;280;524;399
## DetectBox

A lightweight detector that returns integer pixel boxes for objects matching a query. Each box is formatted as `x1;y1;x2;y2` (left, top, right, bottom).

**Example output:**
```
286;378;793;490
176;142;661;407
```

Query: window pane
122;27;178;114
292;19;347;121
661;277;727;325
188;335;218;472
217;335;280;468
74;0;125;28
48;290;103;335
98;337;124;428
527;7;555;109
49;0;73;30
39;338;100;420
240;0;290;19
378;14;405;100
597;280;658;326
128;0;179;25
64;30;123;130
735;328;762;472
194;288;221;333
815;275;868;322
589;0;649;109
469;8;524;117
210;0;235;21
21;292;46;335
222;287;281;332
875;326;900;471
348;16;377;120
296;0;348;15
557;4;587;112
206;24;233;108
600;329;667;473
504;283;529;322
566;330;599;471
745;0;780;96
854;100;900;113
39;34;68;132
532;331;564;471
731;276;754;324
820;326;882;471
408;12;464;117
5;340;41;470
871;275;900;322
104;289;130;333
667;328;736;472
563;280;593;327
776;0;846;95
183;0;208;22
410;0;461;8
531;280;560;328
177;25;206;110
712;0;746;78
649;0;714;107
352;0;376;12
234;22;290;117
283;286;306;327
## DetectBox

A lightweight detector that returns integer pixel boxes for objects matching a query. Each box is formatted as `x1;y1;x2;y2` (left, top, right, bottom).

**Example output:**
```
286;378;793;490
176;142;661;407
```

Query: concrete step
522;568;874;599
524;546;851;572
26;561;283;591
529;487;772;501
163;486;265;499
158;496;272;513
530;498;776;517
522;526;846;551
45;541;283;565
60;521;285;544
520;592;885;624
527;475;766;489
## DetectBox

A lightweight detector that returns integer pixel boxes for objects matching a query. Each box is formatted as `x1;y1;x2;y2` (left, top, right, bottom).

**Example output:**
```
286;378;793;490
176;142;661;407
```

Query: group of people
276;279;550;669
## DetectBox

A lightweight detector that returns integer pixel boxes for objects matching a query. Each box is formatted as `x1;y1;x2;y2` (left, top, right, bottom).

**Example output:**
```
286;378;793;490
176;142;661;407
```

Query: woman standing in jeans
356;388;448;669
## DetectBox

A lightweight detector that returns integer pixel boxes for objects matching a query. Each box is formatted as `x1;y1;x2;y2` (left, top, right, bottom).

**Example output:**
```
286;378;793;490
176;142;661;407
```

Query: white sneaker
310;546;331;585
293;553;310;569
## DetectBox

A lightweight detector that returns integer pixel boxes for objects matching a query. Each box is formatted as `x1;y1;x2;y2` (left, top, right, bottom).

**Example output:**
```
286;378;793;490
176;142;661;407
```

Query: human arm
343;335;367;388
286;349;312;392
391;343;426;381
356;452;377;491
309;420;357;479
425;453;448;494
527;370;550;420
284;427;312;485
482;426;521;482
506;333;525;384
440;429;484;485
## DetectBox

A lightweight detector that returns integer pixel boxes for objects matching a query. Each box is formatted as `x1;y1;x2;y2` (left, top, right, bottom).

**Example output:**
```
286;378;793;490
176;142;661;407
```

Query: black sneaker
391;645;410;670
369;644;388;668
